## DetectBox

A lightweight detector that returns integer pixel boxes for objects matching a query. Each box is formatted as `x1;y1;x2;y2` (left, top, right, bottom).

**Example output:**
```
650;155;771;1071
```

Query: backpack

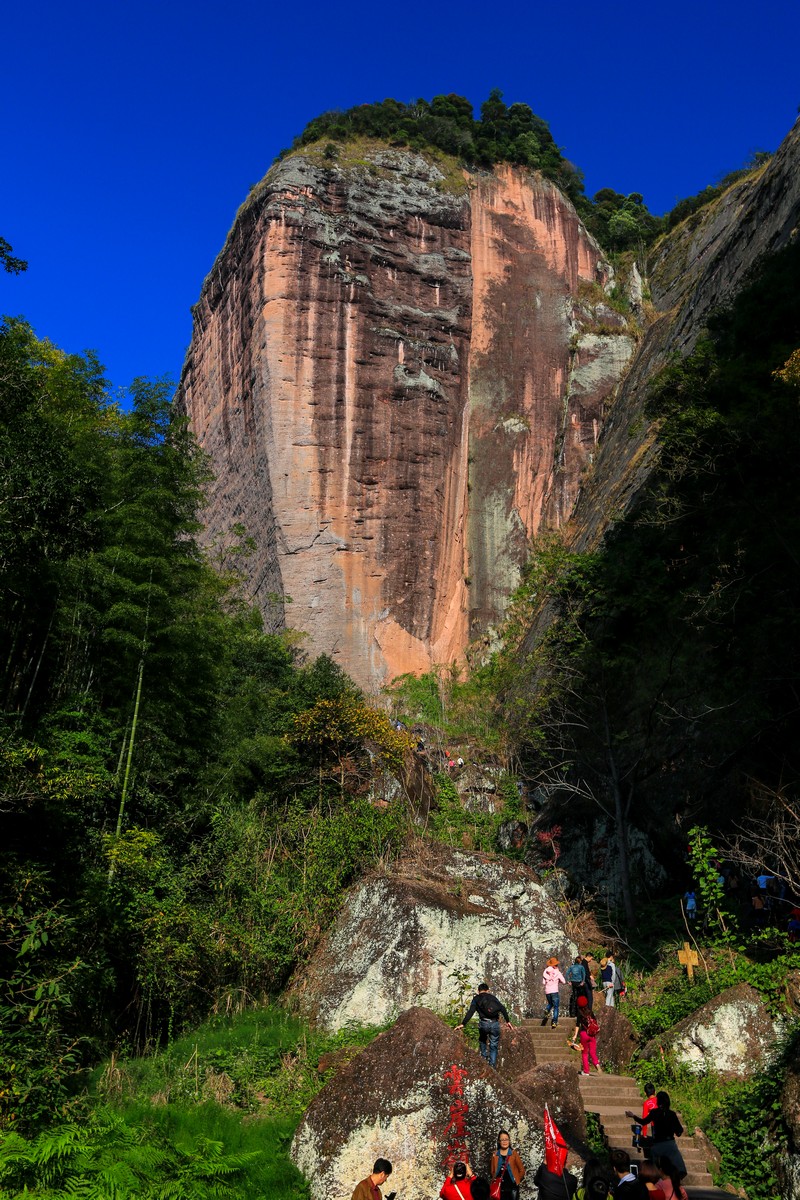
478;994;500;1019
586;1014;599;1037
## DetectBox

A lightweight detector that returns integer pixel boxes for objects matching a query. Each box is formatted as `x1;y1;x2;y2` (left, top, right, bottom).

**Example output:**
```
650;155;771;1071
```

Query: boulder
514;1063;587;1149
547;818;667;904
641;983;781;1079
287;841;575;1031
595;1007;638;1072
291;1007;542;1200
494;1024;538;1083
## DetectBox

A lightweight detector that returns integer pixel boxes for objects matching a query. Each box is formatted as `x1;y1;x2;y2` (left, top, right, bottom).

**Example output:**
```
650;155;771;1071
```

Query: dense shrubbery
0;318;412;1133
0;1005;382;1198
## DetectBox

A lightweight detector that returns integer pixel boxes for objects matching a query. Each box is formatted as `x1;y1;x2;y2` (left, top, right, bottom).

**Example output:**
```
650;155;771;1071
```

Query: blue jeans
546;992;560;1022
478;1018;501;1066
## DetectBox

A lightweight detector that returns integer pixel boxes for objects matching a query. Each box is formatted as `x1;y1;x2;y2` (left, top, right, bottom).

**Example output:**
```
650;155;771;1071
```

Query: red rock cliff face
178;147;628;688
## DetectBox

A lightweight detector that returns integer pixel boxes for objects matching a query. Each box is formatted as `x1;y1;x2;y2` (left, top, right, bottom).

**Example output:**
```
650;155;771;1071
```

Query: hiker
655;1157;688;1200
582;954;599;1010
600;956;618;1007
566;956;587;1019
459;982;514;1068
634;1083;658;1152
625;1092;686;1179
683;891;697;923
609;1149;648;1200
351;1158;393;1200
575;994;601;1074
542;957;566;1027
440;1161;476;1200
490;1130;526;1200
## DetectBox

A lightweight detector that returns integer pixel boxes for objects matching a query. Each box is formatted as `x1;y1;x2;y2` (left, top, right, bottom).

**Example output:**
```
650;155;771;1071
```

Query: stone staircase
519;1018;716;1190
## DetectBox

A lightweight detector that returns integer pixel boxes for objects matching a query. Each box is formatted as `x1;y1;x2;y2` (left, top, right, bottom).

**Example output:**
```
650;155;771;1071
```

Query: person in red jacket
439;1161;476;1200
576;995;602;1075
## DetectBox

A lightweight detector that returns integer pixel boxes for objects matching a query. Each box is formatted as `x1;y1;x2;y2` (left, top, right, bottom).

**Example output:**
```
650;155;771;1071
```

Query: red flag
544;1103;568;1176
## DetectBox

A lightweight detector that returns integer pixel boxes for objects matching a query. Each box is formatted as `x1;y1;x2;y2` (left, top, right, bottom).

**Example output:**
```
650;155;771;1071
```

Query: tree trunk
602;701;636;927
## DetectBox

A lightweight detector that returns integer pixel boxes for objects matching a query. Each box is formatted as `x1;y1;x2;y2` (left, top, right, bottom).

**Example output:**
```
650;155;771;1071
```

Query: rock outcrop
291;1007;549;1200
781;1039;800;1200
286;841;575;1031
514;1063;587;1149
566;118;800;556
641;982;782;1079
178;144;629;688
595;1007;639;1073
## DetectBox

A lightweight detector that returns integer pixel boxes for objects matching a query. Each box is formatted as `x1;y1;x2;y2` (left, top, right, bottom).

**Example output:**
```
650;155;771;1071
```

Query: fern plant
0;1108;261;1198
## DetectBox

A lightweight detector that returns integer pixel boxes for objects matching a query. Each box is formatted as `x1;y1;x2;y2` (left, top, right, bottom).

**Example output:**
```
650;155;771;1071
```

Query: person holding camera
351;1158;394;1200
440;1160;476;1200
609;1149;647;1200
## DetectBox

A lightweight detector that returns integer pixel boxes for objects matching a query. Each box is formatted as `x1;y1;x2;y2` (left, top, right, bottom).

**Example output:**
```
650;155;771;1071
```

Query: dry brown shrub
202;1069;236;1105
96;1052;132;1100
562;897;618;953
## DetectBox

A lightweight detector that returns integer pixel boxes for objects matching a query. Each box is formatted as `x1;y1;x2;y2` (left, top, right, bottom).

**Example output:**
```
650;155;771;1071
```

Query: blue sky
3;0;798;393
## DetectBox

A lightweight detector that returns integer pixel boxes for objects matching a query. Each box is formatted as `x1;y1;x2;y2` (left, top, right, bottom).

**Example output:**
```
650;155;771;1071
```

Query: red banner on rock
544;1103;568;1176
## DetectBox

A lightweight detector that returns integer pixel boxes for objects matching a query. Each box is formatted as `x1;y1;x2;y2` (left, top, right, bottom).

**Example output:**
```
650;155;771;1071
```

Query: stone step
575;1080;642;1089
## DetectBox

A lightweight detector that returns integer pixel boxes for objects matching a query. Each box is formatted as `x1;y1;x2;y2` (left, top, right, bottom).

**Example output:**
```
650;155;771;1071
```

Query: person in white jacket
541;957;566;1027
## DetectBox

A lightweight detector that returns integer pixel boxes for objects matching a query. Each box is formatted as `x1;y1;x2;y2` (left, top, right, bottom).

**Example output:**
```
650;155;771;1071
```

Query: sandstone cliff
178;142;630;687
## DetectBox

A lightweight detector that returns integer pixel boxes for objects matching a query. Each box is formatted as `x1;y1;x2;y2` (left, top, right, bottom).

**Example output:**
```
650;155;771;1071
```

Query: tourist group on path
353;958;687;1200
353;1136;687;1200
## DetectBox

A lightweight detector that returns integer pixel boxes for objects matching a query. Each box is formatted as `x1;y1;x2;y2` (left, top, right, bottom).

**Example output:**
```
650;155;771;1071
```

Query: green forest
0;146;798;1195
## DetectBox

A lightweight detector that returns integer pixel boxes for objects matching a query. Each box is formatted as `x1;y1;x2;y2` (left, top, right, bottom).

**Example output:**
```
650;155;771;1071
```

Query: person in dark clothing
533;1161;578;1200
581;955;598;1011
610;1149;648;1200
566;956;587;1019
459;982;515;1068
581;1157;613;1200
625;1092;686;1178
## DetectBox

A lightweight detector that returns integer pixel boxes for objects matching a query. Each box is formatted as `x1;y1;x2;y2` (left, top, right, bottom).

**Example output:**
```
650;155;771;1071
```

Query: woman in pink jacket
542;957;566;1027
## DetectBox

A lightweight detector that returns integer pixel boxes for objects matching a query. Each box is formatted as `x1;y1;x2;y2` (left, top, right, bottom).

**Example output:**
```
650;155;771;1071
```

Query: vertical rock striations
179;145;627;687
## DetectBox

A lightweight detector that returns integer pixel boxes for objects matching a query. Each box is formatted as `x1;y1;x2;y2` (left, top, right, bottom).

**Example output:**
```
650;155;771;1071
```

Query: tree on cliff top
0;236;27;274
289;90;586;204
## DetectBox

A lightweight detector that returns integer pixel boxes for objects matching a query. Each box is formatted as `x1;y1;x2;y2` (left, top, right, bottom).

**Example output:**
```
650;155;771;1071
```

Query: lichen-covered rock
595;1007;638;1073
641;983;781;1078
291;1007;541;1200
286;841;575;1031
